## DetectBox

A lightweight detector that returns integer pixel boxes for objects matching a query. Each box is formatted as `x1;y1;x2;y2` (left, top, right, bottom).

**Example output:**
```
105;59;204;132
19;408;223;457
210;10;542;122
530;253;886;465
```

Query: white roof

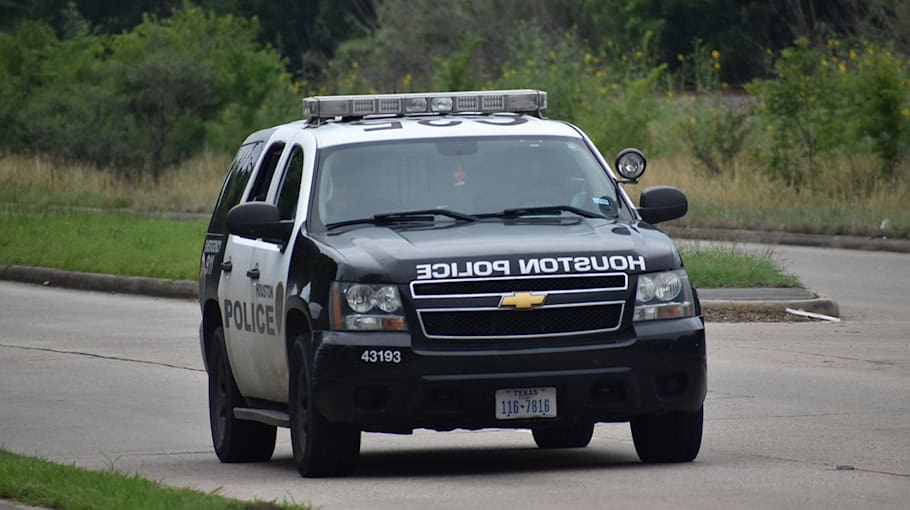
307;114;584;148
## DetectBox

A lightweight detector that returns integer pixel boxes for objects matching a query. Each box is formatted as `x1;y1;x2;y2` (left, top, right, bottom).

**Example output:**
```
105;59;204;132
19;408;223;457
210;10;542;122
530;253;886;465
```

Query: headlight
345;284;375;313
633;269;695;322
332;283;407;331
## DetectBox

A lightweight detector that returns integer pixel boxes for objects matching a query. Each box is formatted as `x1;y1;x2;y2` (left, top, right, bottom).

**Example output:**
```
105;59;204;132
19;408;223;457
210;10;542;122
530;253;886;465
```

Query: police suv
198;89;706;477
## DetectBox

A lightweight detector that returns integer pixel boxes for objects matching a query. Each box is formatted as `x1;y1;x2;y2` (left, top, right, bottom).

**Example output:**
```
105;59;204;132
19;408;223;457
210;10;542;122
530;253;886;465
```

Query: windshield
311;136;623;229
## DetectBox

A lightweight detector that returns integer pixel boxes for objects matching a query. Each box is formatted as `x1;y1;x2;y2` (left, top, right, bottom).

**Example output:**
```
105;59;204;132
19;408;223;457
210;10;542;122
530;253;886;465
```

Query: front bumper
311;316;706;433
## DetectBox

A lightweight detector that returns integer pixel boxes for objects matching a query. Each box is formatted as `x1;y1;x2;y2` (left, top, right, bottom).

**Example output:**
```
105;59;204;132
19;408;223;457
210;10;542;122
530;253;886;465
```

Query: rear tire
532;422;595;449
289;335;360;477
631;406;703;463
207;326;276;462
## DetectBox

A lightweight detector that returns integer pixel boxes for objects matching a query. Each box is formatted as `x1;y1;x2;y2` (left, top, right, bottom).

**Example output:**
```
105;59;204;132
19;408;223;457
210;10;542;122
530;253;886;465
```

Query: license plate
495;387;557;420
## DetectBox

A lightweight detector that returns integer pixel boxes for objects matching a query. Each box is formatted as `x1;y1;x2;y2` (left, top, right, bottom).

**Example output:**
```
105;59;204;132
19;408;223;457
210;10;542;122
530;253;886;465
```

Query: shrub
749;37;910;187
680;97;751;176
0;7;296;179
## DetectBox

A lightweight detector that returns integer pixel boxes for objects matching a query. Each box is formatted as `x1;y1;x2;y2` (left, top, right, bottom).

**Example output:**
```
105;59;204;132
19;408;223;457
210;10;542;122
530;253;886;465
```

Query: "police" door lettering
224;299;276;335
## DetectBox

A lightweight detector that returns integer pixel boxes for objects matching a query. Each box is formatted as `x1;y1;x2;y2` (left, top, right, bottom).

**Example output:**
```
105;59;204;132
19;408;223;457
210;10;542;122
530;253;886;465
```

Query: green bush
490;25;666;156
680;97;751;176
0;6;296;179
749;38;910;187
841;46;910;179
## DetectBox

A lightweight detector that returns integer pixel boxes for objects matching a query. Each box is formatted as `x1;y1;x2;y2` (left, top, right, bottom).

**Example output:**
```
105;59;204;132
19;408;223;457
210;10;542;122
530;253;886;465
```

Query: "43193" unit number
361;349;402;363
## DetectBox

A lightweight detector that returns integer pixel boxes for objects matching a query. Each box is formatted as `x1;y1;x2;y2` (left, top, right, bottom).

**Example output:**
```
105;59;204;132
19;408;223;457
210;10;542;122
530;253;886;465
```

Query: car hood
310;219;682;283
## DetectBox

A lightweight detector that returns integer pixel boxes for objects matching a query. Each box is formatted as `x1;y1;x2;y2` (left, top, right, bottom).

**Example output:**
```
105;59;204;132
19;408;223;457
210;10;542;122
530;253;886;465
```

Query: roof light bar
303;89;547;121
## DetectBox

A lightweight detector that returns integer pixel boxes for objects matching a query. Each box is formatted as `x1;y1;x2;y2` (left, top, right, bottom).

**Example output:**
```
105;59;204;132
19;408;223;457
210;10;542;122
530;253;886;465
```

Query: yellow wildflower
352;61;359;69
549;50;557;60
903;108;910;118
849;50;857;60
711;50;720;60
838;63;846;74
635;51;643;59
689;117;697;125
645;30;654;39
766;124;773;132
402;72;412;88
827;39;834;47
677;53;685;62
821;59;829;67
714;62;720;70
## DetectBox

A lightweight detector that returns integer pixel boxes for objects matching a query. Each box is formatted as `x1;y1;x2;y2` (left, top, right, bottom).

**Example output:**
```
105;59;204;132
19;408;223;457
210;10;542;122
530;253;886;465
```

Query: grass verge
0;210;206;281
0;210;799;288
637;156;910;238
2;152;908;239
680;244;800;288
0;448;307;510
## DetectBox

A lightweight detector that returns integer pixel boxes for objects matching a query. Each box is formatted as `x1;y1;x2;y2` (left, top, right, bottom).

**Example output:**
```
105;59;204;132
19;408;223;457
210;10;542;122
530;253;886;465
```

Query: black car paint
198;122;705;433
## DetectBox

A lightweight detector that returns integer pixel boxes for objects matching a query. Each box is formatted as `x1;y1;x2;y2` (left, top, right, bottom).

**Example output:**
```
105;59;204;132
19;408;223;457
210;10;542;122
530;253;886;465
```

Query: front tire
207;326;276;462
631;406;703;463
532;422;595;449
289;335;360;477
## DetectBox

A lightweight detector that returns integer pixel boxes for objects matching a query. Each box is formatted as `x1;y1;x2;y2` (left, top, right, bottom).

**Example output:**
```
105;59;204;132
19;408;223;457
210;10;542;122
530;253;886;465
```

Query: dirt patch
704;308;815;322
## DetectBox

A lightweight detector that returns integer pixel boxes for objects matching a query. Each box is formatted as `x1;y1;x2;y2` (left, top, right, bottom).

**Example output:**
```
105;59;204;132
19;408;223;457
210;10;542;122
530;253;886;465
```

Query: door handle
246;268;260;280
221;260;233;272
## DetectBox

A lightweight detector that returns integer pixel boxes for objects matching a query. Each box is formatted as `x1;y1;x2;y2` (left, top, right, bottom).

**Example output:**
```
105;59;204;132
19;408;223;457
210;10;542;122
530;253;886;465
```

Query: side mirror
226;202;294;245
638;186;688;224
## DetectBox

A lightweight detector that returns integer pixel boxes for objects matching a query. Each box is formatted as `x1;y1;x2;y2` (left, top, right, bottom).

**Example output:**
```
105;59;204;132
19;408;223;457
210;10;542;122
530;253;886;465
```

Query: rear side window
208;141;265;233
276;145;305;221
247;143;285;202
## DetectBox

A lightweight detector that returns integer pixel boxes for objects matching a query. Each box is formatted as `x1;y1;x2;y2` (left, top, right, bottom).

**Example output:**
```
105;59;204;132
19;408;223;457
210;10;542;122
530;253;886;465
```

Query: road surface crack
0;343;203;372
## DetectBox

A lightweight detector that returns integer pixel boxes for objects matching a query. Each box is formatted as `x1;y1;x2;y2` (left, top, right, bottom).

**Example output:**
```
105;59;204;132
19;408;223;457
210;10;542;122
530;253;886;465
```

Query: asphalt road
1;244;909;509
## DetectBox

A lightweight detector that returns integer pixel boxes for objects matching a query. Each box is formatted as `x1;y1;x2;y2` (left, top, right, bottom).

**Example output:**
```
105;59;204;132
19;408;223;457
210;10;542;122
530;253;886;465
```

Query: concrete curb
0;265;197;300
0;264;840;318
701;297;840;318
664;226;910;253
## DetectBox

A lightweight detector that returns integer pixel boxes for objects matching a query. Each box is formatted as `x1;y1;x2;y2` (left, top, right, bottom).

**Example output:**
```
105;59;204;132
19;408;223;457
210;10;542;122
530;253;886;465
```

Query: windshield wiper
374;208;478;222
325;208;477;230
477;205;606;219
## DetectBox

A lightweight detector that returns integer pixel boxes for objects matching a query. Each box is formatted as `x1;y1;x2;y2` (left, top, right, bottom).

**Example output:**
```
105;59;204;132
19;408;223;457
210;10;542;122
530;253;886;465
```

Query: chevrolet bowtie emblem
500;292;546;310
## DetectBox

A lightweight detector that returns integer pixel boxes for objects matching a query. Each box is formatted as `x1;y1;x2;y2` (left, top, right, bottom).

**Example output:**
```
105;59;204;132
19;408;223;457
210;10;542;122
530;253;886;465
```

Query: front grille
419;303;624;339
411;273;627;297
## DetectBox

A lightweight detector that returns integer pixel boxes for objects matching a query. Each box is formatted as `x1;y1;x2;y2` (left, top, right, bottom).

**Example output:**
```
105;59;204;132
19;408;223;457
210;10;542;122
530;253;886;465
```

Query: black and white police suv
198;89;705;477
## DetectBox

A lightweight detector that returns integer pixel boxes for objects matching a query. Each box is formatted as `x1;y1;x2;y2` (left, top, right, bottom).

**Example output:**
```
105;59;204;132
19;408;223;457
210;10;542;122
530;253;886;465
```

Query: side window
208;141;264;233
276;146;305;221
247;142;285;202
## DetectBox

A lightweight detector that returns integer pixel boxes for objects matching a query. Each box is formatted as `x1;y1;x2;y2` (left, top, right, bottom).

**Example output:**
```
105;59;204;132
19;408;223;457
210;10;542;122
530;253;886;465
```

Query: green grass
0;448;308;510
0;210;206;280
0;210;799;288
681;245;801;288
